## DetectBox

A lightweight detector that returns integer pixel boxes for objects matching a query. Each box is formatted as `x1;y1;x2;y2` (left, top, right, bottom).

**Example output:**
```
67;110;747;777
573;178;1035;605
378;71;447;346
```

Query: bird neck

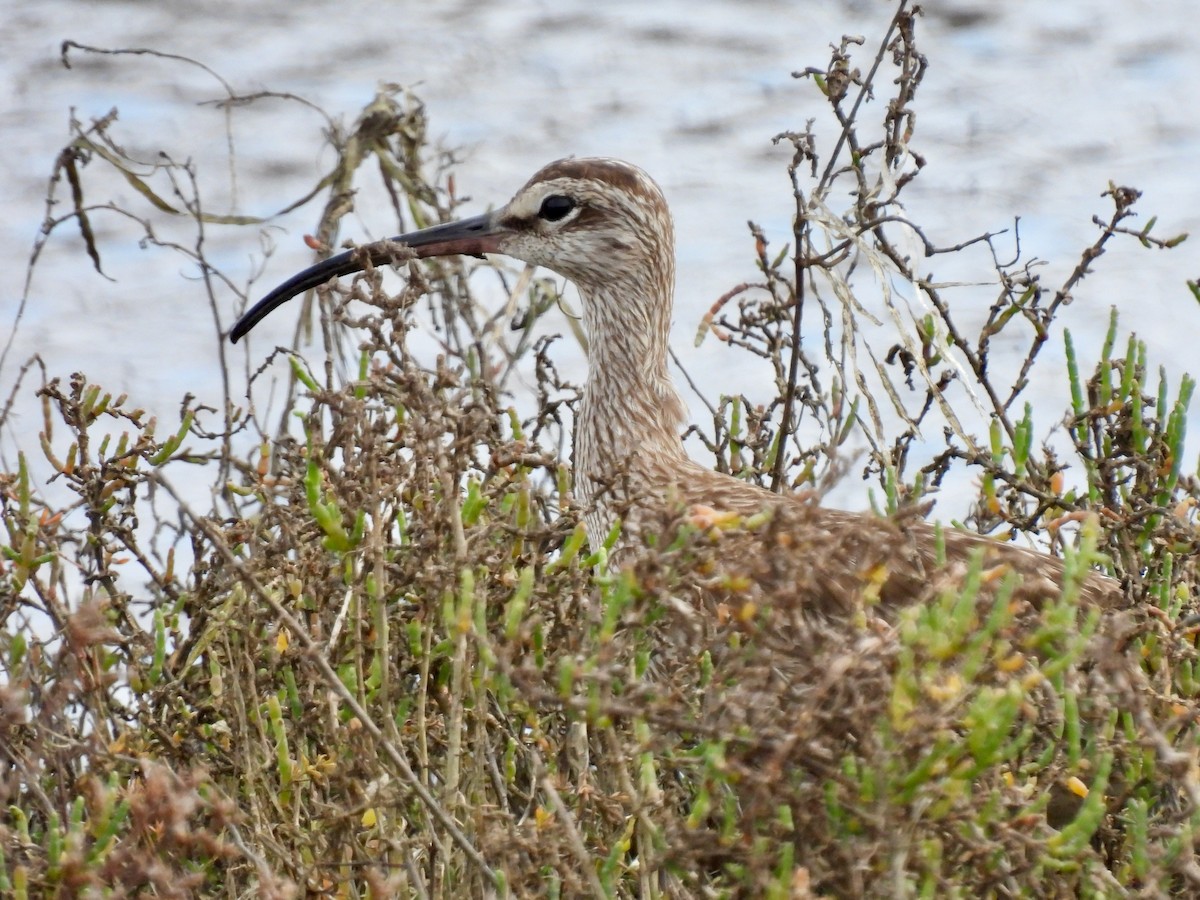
572;269;692;548
577;272;686;451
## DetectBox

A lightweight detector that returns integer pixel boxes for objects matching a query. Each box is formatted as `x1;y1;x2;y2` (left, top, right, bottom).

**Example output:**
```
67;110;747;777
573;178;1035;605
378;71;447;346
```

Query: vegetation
3;4;1198;896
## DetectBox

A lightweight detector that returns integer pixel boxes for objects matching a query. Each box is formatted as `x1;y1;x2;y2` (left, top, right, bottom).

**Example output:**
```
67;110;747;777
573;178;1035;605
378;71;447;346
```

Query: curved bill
230;212;501;344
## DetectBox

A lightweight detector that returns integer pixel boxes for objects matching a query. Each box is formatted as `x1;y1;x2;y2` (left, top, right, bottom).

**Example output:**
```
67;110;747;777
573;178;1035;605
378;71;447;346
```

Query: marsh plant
3;5;1199;896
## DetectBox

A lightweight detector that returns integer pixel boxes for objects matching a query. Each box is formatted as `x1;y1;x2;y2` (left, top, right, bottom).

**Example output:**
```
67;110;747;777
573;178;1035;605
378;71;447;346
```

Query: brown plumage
231;157;1123;612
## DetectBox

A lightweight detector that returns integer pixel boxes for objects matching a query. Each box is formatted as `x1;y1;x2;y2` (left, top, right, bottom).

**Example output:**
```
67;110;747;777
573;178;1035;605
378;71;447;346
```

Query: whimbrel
231;157;1122;611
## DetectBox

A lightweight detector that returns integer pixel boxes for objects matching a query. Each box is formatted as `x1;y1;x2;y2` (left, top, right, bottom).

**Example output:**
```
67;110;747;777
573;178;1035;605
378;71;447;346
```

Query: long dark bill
229;212;500;344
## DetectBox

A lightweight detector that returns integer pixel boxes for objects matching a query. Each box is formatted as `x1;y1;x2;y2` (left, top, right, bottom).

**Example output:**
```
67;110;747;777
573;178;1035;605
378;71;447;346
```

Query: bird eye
538;195;576;223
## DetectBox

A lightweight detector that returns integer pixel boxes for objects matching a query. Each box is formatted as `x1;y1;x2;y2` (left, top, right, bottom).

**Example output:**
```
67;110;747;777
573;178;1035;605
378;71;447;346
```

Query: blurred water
2;0;1197;516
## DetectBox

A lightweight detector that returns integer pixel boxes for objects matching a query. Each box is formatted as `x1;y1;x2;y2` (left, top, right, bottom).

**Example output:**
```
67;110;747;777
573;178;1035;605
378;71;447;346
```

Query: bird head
230;157;673;344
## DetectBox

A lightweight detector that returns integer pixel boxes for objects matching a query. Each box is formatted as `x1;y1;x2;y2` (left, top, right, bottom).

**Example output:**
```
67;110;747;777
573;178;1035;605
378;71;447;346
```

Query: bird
231;157;1123;613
